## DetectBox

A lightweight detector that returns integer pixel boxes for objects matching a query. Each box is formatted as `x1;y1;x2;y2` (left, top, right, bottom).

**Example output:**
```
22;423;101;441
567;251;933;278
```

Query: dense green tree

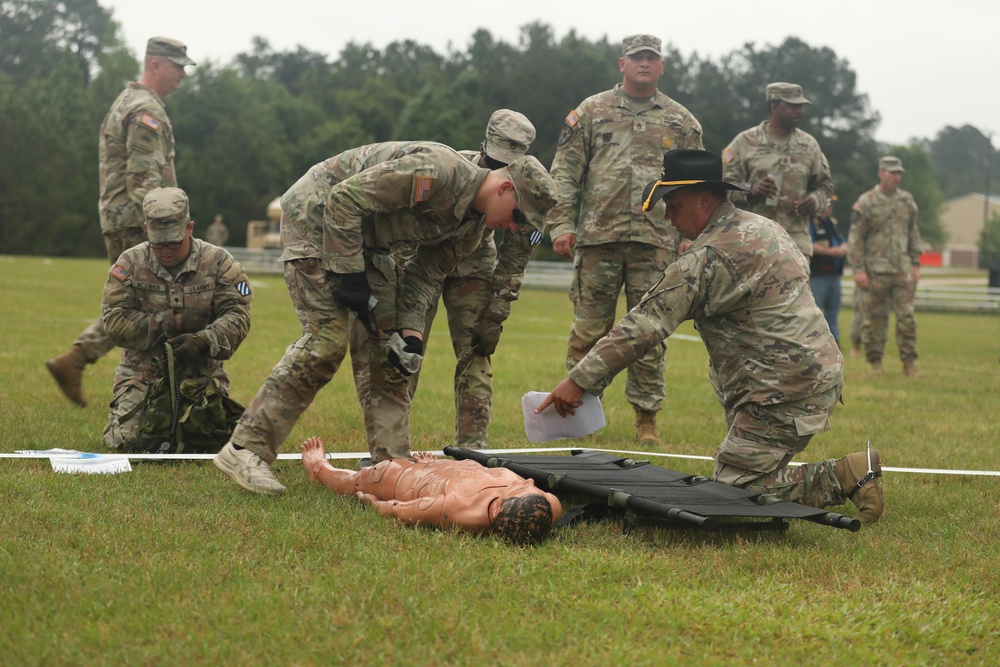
927;124;999;199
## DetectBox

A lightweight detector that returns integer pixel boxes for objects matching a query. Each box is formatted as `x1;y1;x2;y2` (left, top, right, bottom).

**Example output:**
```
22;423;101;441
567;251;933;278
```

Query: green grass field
2;254;999;665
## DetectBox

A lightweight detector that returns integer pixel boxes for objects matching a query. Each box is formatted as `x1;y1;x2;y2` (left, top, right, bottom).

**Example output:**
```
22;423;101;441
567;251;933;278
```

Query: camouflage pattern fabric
546;83;703;251
568;202;845;506
205;219;229;246
101;239;252;451
849;185;921;362
850;286;864;348
99;83;177;234
722;121;834;258
567;243;671;413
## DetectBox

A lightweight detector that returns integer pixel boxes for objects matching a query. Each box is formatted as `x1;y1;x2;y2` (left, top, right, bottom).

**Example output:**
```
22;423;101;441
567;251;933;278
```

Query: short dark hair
492;494;554;546
483;153;507;170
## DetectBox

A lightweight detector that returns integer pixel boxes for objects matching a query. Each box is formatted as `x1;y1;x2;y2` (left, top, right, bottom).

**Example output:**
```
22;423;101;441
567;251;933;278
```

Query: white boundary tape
2;446;999;476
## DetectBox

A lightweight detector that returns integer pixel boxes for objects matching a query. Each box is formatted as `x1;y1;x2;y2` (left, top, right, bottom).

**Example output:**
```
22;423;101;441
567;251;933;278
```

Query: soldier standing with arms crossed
547;34;704;445
722;82;834;261
47;37;196;407
848;156;923;377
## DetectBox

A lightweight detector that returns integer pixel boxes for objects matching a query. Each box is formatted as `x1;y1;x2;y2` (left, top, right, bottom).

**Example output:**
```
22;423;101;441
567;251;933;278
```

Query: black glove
387;334;424;376
336;271;372;314
471;319;503;356
167;333;208;362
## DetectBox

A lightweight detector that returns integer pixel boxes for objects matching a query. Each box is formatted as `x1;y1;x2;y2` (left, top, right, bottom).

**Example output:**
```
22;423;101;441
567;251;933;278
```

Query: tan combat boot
835;447;883;524
902;360;922;378
45;347;90;407
869;359;884;376
635;410;660;446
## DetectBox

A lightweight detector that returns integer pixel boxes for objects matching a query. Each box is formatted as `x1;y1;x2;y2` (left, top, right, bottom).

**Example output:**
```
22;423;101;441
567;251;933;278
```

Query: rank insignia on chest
235;280;251;296
109;264;130;282
140;114;160;130
414;176;433;203
662;137;673;149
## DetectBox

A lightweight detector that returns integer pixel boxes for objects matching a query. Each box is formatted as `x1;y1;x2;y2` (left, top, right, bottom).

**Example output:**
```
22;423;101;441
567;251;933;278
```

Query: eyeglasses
150;240;183;250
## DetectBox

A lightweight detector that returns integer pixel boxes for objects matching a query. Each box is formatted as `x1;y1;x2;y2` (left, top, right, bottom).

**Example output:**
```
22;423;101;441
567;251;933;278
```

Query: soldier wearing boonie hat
547;32;704;447
483;109;536;166
722;80;833;260
45;34;195;407
143;187;191;244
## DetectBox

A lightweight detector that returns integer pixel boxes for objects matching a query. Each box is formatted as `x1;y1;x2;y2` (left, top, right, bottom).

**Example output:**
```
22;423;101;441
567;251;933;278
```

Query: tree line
2;0;997;259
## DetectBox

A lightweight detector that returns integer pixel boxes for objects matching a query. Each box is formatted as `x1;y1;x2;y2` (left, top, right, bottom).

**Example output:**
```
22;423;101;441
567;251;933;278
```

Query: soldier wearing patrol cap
46;37;196;408
722;81;834;260
101;187;252;452
214;141;558;496
547;34;704;446
848;156;923;377
352;111;543;453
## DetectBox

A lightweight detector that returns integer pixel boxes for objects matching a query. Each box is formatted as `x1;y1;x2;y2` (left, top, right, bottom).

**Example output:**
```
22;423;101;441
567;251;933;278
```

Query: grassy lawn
1;254;999;665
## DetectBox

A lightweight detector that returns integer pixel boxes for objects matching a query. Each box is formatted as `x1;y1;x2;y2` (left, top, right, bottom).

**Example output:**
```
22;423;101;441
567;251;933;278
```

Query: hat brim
772;96;811;105
167;56;197;67
641;179;748;211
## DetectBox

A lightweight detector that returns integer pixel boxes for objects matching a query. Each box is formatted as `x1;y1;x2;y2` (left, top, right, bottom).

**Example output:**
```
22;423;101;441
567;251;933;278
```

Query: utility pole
985;130;993;227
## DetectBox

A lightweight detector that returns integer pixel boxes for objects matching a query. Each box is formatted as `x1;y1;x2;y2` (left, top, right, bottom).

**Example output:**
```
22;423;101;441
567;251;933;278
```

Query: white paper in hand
521;391;606;442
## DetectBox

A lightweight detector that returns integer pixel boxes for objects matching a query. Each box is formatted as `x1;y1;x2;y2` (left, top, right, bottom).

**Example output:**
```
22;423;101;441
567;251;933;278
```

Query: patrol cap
878;156;905;172
146;36;196;67
641;150;747;212
506;156;558;233
484;109;536;166
143;187;191;244
622;34;662;57
766;82;810;104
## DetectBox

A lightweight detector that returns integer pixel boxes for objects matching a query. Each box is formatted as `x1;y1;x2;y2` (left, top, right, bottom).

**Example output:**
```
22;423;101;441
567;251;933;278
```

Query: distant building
938;193;1000;268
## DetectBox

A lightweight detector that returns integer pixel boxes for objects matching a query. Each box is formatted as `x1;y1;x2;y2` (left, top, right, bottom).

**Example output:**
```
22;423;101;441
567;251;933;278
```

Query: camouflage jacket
279;141;490;332
848;185;922;274
569;202;842;414
103;239;252;393
547;84;704;252
722;121;834;257
99;83;177;233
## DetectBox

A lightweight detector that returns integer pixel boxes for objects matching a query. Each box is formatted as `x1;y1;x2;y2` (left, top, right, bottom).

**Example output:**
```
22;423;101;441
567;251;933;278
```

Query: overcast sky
102;0;998;146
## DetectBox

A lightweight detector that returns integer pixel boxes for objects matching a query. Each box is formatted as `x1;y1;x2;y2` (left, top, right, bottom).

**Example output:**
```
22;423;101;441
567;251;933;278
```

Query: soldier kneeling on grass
101;187;251;453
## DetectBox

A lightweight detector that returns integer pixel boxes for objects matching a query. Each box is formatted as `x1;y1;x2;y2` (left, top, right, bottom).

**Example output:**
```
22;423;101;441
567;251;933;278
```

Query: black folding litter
443;447;860;533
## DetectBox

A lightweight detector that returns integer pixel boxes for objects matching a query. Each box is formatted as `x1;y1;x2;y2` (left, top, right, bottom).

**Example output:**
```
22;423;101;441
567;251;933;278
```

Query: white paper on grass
15;449;132;475
521;391;606;442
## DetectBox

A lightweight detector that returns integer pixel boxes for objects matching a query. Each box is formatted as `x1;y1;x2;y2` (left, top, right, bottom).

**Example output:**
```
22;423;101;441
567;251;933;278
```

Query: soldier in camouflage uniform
538;150;883;524
46;37;196;408
352;110;541;451
547;34;704;446
722;82;834;260
848;156;923;377
213;141;558;496
102;188;252;451
204;214;229;246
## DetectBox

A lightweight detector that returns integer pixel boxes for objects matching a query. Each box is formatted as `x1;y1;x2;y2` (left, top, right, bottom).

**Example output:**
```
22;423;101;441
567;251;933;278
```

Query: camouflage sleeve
200;256;252;360
847;197;868;270
487;226;540;321
907;197;923;265
396;230;483;333
102;257;177;350
806;149;835;212
125;111;171;206
569;255;699;394
322;174;374;274
545;108;590;241
722;137;750;208
678;116;705;150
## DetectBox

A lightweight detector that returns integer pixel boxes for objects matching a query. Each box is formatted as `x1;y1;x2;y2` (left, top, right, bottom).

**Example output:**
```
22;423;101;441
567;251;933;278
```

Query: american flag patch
722;148;734;162
235;280;251;296
140;114;160;130
566;109;580;127
414;176;432;203
109;264;129;281
529;230;543;245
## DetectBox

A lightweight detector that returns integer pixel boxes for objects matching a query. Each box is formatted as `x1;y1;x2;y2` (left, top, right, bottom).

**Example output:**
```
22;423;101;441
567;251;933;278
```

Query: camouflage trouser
567;243;671;414
410;276;493;448
232;257;409;464
73;227;148;362
849;286;863;347
712;384;845;508
860;272;917;362
103;382;147;450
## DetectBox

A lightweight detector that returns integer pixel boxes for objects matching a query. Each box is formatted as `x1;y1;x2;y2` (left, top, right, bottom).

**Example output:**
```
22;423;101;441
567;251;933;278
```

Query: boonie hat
484;109;536;165
146;36;196;67
506;156;558;233
641;150;748;212
878;156;905;172
622;34;662;57
766;82;810;105
143;187;191;244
